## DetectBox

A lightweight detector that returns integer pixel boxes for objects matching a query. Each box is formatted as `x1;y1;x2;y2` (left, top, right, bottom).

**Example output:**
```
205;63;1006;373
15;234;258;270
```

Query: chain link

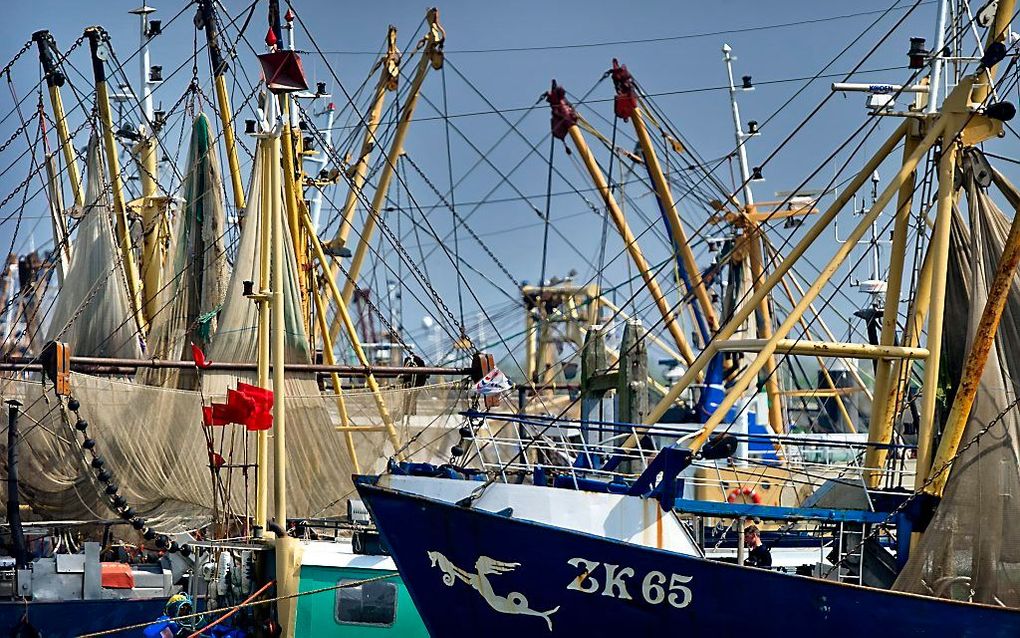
0;112;93;213
193;81;258;160
0;40;33;80
373;204;471;345
0;108;38;155
54;34;87;69
291;100;471;348
323;264;419;359
401;152;521;288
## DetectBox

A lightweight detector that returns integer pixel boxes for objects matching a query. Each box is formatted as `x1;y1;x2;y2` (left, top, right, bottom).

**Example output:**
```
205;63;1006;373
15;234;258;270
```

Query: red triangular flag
192;343;212;369
208;451;225;469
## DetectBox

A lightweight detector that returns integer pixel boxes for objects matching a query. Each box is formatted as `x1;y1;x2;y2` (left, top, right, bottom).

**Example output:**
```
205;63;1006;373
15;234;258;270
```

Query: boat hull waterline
356;481;1020;637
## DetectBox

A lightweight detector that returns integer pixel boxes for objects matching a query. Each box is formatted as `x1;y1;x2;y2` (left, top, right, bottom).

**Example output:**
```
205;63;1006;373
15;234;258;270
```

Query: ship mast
196;0;247;210
720;46;785;434
546;82;699;369
637;0;1018;460
32;31;85;209
84;26;148;335
128;4;167;326
722;44;755;207
326;25;400;340
341;8;445;306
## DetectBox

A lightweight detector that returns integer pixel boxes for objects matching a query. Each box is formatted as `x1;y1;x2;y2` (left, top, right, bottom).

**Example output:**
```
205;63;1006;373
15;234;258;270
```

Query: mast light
907;37;927;69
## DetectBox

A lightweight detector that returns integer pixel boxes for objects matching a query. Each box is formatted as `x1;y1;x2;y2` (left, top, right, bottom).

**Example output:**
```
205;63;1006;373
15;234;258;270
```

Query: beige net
45;136;143;359
0;373;467;531
0;126;468;532
894;159;1020;607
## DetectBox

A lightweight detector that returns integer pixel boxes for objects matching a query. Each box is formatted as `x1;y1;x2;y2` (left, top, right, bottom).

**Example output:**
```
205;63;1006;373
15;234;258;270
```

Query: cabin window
335;579;397;627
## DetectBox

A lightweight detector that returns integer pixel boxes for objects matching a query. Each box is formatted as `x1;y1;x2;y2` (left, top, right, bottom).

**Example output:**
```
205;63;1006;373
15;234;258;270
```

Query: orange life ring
727;486;762;505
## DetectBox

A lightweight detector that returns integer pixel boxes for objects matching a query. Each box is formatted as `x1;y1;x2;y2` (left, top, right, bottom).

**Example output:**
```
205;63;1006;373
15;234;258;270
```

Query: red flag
203;384;275;430
237;383;274;410
246;408;273;431
192;343;212;369
203;405;229;426
237;383;274;431
226;388;255;420
211;402;235;424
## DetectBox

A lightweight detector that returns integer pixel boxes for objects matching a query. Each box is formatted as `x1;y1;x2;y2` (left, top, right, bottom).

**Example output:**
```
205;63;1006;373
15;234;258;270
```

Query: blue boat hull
0;597;166;637
357;481;1020;637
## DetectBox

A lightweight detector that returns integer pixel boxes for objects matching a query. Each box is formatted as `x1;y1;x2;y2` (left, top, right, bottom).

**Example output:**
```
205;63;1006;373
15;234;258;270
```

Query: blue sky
0;1;1003;370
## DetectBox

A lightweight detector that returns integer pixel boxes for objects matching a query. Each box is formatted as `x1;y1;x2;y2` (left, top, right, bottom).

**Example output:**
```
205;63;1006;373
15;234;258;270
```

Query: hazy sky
0;1;1006;370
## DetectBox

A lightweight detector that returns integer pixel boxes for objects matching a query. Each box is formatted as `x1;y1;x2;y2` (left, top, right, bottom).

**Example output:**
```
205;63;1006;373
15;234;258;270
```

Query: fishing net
141;114;229;388
45;136;143;359
0;128;468;531
0;373;467;531
893;159;1020;607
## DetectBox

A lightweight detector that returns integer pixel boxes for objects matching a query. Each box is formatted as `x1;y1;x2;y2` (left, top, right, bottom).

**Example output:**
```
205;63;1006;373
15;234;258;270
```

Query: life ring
727;486;762;505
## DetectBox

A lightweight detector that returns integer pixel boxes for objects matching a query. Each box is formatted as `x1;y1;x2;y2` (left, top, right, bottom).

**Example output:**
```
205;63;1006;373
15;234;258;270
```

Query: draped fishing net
893;159;1020;608
0;373;467;531
0;129;466;531
141;114;229;389
45;136;143;359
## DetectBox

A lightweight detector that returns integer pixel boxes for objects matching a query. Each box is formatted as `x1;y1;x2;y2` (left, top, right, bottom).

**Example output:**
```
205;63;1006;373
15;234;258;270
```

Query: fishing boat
2;0;1014;636
357;0;1020;635
0;1;465;635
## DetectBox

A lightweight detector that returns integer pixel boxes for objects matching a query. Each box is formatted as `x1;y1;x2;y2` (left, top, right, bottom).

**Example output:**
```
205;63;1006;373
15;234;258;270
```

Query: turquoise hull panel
295;564;429;638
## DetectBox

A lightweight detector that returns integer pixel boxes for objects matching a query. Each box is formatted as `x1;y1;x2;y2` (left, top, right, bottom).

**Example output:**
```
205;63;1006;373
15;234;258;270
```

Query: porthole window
335;579;397;627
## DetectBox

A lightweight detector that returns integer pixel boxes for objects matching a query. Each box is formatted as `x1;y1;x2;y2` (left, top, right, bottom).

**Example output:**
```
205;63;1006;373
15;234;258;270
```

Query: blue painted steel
695;355;727;423
358;482;1020;637
628;446;691;508
0;596;166;636
671;498;892;524
552;474;630;494
645;160;712;345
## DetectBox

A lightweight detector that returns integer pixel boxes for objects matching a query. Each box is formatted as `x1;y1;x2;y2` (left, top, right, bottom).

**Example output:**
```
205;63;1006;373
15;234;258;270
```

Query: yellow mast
915;0;1016;494
304;211;401;452
341;8;445;306
250;139;273;532
279;94;308;320
864;131;921;487
611;61;719;334
33;31;85;210
327;26;400;341
265;85;300;638
333;26;399;252
197;0;246;210
547;83;697;367
84;26;148;335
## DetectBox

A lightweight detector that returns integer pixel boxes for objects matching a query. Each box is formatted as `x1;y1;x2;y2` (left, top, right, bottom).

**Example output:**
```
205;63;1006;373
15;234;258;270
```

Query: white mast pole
723;44;754;207
926;0;950;114
129;5;156;125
